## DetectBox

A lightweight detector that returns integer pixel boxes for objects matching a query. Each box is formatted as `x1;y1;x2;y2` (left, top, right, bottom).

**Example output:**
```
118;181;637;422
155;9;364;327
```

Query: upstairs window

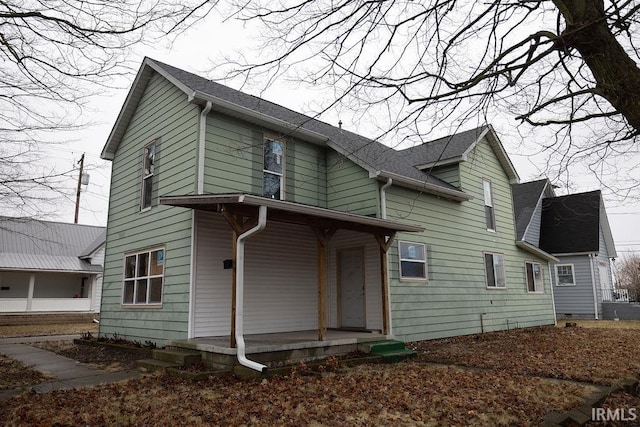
556;264;576;286
263;138;285;200
141;143;156;210
123;247;164;305
485;252;506;288
399;241;427;281
483;179;496;231
526;262;544;293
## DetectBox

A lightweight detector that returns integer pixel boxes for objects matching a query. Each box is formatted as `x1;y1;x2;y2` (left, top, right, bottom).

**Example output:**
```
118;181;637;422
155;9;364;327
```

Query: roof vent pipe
235;205;268;372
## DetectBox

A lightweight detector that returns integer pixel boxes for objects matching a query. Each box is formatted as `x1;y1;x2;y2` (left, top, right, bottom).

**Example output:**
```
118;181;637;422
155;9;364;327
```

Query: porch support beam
222;208;260;348
375;232;396;335
312;227;336;341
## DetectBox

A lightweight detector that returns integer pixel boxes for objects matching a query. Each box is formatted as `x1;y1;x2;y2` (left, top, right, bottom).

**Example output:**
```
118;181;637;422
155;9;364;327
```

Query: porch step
152;349;202;367
137;359;181;372
359;340;417;362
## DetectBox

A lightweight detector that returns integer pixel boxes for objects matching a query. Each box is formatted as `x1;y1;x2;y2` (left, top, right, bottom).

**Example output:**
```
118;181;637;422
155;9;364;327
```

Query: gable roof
0;218;105;273
101;58;480;201
398;125;520;184
511;179;551;241
539;190;616;257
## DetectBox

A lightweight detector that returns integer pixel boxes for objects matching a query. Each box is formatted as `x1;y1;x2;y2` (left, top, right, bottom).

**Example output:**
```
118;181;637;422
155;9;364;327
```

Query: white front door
339;247;366;328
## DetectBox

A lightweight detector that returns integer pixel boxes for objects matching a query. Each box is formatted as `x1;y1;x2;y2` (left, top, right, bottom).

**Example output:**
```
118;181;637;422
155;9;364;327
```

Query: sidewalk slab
0;341;145;401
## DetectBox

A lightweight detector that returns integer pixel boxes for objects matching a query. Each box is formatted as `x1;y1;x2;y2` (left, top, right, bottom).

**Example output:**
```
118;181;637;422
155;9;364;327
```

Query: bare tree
616;253;640;301
0;0;215;218
221;0;640;194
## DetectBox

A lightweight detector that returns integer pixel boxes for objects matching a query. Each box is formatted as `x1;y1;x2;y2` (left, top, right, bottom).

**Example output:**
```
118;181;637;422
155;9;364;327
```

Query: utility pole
74;153;85;224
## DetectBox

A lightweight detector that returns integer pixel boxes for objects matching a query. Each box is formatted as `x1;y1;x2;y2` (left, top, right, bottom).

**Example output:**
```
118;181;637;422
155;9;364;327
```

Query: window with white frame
399;241;427;280
123;248;164;305
555;264;576;286
483;179;496;231
141;142;156;210
484;252;506;288
263;138;284;199
525;262;543;293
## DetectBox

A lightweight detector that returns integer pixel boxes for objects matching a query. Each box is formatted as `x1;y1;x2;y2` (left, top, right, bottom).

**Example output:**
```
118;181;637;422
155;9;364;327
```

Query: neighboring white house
0;218;105;314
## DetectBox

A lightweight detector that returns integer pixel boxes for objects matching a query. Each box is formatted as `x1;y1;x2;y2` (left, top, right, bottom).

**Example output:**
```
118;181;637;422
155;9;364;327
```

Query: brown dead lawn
2;322;640;425
0;355;53;390
412;325;640;385
0;322;98;338
0;364;594;426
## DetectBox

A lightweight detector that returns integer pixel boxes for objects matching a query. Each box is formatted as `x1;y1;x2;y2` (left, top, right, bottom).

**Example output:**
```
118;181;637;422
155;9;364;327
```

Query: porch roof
160;193;424;234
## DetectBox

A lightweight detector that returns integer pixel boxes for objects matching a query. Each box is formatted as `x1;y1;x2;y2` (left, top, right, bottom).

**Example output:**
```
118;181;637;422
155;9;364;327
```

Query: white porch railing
601;288;630;303
0;298;92;312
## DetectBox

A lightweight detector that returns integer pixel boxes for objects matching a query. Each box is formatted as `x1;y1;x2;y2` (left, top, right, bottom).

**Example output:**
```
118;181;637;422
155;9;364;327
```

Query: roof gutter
235;205;268;373
188;90;329;146
515;241;559;263
371;170;472;202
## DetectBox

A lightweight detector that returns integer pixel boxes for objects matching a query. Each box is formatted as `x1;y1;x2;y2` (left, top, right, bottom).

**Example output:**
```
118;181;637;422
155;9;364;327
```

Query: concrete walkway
0;335;144;401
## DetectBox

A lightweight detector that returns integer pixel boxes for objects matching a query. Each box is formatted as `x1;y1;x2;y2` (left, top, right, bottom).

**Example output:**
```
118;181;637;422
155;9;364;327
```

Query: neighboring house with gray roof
97;58;557;370
0;218;105;314
511;183;619;319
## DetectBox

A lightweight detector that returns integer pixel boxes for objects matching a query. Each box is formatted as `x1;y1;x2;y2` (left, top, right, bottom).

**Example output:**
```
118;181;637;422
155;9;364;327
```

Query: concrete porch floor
168;329;390;356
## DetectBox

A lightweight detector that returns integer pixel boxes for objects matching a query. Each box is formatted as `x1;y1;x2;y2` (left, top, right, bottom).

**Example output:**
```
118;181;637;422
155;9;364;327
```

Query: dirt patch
30;340;143;372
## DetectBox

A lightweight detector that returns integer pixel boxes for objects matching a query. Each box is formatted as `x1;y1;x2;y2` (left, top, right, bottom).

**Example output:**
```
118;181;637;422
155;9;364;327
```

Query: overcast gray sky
39;13;640;258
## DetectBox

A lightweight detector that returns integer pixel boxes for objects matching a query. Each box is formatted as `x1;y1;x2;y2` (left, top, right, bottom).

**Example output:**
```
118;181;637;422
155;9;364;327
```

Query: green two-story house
99;58;557;368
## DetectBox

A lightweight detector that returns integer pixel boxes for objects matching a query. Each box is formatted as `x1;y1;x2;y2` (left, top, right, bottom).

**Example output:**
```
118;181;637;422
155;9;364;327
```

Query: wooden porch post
375;233;396;335
313;227;336;341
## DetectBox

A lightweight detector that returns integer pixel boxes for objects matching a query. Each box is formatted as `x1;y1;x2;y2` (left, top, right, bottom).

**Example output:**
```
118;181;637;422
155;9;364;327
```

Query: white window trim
122;246;165;307
525;261;544;293
263;137;285;200
484;252;506;289
399;241;428;282
555;263;576;287
483;179;496;232
140;141;156;212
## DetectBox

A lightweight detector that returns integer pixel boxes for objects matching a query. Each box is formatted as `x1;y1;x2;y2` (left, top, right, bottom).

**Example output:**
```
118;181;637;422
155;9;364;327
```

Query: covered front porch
0;270;99;313
168;329;391;369
161;194;423;370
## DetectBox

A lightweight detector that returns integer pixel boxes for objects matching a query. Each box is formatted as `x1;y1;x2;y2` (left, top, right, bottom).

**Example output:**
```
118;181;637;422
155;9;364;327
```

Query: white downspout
236;205;268;372
589;254;599;320
380;178;392;219
547;263;557;326
379;178;393;336
197;101;212;194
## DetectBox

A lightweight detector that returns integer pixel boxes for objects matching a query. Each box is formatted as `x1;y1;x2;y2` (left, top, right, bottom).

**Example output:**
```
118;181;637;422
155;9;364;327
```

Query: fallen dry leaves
412;325;640;385
1;324;639;425
0;355;52;390
0;363;594;426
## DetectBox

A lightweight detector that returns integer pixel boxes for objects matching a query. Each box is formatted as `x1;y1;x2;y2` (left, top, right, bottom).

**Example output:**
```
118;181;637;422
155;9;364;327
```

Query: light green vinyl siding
428;164;460;188
386;137;555;342
326;151;379;216
100;72;199;345
202;114;327;206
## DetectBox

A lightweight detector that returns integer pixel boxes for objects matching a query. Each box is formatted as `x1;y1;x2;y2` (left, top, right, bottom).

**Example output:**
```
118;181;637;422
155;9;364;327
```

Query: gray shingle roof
102;58;468;199
398;126;489;167
511;179;549;241
139;59;463;193
0;218;105;272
